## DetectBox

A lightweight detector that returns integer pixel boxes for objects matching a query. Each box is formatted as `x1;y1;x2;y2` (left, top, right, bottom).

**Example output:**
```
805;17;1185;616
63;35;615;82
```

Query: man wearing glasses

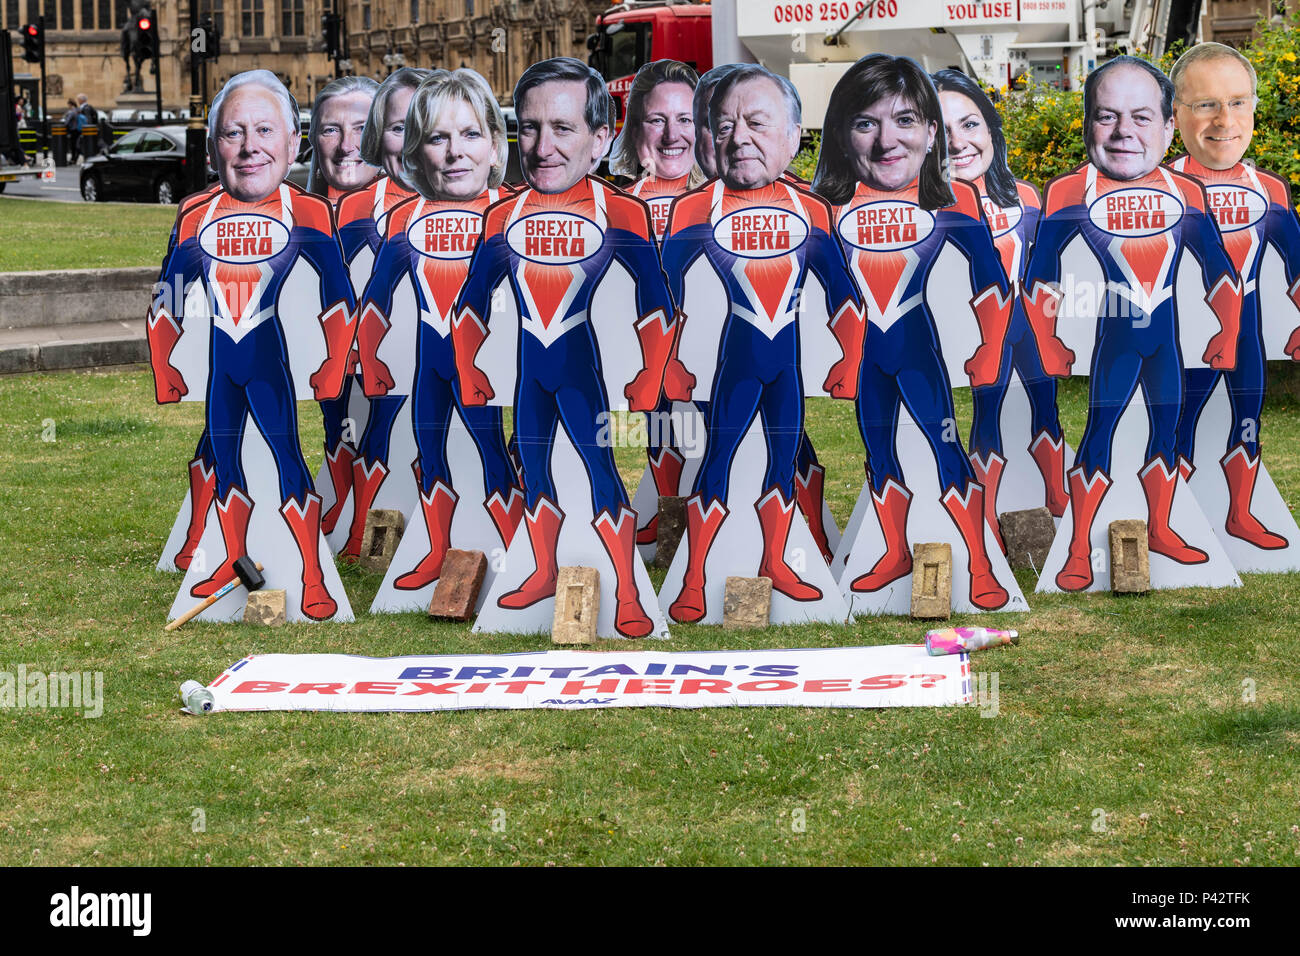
1168;43;1300;561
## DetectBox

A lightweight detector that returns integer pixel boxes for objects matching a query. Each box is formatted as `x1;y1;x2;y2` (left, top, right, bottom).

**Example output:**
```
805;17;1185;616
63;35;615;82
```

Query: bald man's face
214;85;295;202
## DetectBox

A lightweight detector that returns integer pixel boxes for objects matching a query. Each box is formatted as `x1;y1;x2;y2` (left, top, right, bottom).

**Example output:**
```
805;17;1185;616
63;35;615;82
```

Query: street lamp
382;48;405;75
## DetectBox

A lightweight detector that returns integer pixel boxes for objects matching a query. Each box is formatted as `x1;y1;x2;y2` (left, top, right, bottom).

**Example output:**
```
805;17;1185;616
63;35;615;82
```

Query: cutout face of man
417;96;495;201
517;79;610;194
714;75;801;191
1174;56;1255;171
381;85;418;182
315;91;376;193
638;81;695;181
939;90;993;184
846;92;936;192
1087;64;1174;181
214;83;296;203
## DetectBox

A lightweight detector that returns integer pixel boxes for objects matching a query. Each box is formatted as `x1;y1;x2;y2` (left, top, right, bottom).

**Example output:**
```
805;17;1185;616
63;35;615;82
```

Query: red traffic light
24;23;38;35
137;15;152;30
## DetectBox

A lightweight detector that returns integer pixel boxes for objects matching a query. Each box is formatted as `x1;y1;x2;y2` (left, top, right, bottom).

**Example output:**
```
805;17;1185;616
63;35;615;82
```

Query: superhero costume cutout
313;175;423;560
655;177;857;626
1025;162;1242;593
826;178;1029;615
456;175;674;639
364;186;522;614
628;173;842;564
1168;153;1300;572
150;181;357;622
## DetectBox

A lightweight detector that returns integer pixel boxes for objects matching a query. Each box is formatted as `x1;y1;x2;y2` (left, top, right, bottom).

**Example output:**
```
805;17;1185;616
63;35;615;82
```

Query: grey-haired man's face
214;85;294;202
517;79;610;194
714;76;800;190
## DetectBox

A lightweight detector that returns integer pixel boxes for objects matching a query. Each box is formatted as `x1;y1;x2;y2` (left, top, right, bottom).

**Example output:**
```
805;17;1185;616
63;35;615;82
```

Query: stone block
428;549;488;621
910;542;952;619
654;495;687;568
1109;519;1150;594
358;509;405;573
243;589;286;626
723;576;772;630
1000;506;1057;571
552;566;599;645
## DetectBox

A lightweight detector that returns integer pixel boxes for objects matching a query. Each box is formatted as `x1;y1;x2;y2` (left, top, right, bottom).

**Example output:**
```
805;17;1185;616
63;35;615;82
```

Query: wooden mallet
165;557;265;632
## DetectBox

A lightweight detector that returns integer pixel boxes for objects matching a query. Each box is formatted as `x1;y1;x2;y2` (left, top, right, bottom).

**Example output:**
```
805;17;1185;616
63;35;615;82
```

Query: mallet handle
164;562;265;632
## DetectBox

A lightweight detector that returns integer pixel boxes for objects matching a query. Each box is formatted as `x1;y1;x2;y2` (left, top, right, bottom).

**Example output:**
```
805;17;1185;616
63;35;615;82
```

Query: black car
80;125;215;204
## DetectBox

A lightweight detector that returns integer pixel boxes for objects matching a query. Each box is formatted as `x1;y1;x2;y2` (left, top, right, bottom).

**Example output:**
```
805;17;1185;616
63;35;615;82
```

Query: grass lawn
0;197;176;272
2;365;1299;867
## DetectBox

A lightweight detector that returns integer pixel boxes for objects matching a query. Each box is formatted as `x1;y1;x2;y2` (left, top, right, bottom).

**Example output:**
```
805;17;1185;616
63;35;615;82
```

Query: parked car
80;125;216;203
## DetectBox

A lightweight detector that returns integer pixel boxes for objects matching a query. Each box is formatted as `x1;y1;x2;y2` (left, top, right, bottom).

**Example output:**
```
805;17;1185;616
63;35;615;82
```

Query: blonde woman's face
637;81;695;181
382;86;416;181
418;97;494;200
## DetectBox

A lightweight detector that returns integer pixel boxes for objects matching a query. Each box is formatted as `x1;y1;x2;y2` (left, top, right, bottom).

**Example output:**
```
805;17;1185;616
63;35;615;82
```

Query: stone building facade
2;0;607;118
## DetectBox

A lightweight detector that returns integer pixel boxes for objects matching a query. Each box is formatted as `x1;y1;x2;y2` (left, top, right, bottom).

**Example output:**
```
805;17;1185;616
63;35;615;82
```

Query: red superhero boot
498;496;564;609
1140;457;1208;564
593;506;654;638
484;486;525;548
756;488;822;601
968;449;1007;553
394;477;459;590
1028;430;1069;518
1220;445;1287;549
850;476;913;593
174;456;216;570
281;493;338;620
669;495;728;623
190;487;252;597
636;447;686;545
795;461;833;564
942;480;1009;610
320;439;356;535
342;457;389;562
1056;467;1111;591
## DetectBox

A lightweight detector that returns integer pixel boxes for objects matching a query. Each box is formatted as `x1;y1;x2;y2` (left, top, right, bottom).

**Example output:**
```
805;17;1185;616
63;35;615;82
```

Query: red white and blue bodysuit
659;178;865;623
1170;153;1300;550
1021;162;1242;590
454;175;679;638
967;177;1068;543
319;175;416;557
358;185;521;589
149;183;357;619
833;177;1014;610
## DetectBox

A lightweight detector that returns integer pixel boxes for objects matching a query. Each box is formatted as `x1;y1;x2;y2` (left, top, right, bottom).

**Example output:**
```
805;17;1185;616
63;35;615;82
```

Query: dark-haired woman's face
846;93;936;192
939;90;994;183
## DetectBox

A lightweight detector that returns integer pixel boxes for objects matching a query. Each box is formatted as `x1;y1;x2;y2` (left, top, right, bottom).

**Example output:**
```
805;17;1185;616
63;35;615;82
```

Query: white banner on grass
200;646;972;712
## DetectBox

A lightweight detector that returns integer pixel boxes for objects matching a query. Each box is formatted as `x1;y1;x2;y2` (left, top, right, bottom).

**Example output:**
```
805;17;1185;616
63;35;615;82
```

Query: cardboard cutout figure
657;65;860;626
813;55;1026;615
360;69;523;614
315;71;430;562
1021;57;1243;593
455;58;677;639
148;70;356;621
1165;44;1300;572
934;71;1072;535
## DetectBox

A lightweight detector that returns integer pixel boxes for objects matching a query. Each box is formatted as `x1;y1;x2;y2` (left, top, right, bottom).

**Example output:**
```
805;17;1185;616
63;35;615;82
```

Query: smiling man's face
214;84;295;202
1087;64;1174;181
1175;56;1255;170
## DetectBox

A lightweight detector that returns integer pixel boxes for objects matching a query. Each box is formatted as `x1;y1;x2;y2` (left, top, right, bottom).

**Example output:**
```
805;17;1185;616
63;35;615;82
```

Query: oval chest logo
199;214;290;264
409;209;483;261
713;206;809;259
837;200;935;251
981;196;1023;240
1088;187;1183;238
506;212;602;265
1204;183;1267;234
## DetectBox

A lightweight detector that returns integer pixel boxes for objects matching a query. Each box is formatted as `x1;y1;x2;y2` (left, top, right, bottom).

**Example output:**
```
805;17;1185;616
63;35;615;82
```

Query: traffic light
199;15;222;61
20;22;44;64
322;13;341;60
137;9;159;59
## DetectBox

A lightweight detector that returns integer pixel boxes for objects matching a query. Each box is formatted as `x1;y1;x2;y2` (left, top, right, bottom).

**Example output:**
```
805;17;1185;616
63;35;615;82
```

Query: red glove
310;301;356;400
452;308;495;406
146;307;188;404
822;300;865;399
1020;280;1074;377
964;284;1013;387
